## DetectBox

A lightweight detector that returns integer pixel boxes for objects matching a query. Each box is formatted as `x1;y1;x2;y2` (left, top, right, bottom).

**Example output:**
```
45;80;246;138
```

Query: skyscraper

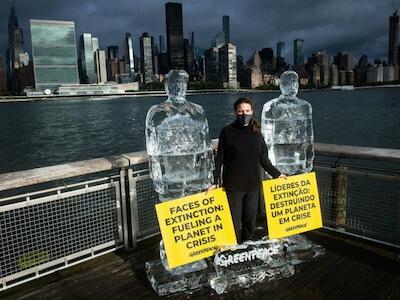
258;48;274;74
388;10;399;66
107;46;119;60
219;43;237;88
294;39;304;65
7;6;23;76
125;33;135;76
191;32;200;79
211;32;226;49
165;2;185;69
107;62;119;81
277;41;285;58
276;41;287;74
330;64;338;86
204;47;219;81
159;35;165;53
184;39;194;78
317;50;329;66
79;33;97;84
0;57;7;93
30;19;79;92
191;32;195;57
106;46;119;81
334;52;353;70
345;53;353;70
92;37;99;52
94;49;107;83
358;54;369;69
17;56;35;93
158;53;169;75
247;51;262;69
140;32;155;83
259;48;274;63
317;50;330;86
7;6;27;93
118;59;126;75
223;15;230;44
154;44;159;76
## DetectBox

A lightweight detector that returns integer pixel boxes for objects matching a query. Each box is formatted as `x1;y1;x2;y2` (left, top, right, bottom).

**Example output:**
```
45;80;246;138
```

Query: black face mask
237;114;253;126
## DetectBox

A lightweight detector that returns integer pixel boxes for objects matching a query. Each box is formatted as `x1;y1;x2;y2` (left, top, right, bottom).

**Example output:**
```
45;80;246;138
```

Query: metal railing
0;176;124;290
0;141;399;290
314;143;400;247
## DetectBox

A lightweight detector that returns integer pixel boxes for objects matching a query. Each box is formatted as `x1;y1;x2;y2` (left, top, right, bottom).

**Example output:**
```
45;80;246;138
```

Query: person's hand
279;174;288;180
206;184;217;195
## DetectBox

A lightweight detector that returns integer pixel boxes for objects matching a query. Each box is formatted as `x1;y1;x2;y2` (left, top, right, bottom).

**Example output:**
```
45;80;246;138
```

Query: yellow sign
262;172;323;239
155;188;237;268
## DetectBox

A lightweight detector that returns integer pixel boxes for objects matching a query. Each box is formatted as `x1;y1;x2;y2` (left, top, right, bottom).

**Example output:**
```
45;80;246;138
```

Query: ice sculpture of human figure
145;69;212;274
261;71;314;175
145;69;214;202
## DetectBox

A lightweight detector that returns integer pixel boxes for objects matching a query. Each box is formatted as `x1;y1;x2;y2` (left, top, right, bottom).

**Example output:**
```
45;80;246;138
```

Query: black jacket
213;121;281;191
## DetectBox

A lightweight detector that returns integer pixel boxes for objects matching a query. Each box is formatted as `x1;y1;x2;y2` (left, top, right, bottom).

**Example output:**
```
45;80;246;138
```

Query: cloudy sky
0;0;398;64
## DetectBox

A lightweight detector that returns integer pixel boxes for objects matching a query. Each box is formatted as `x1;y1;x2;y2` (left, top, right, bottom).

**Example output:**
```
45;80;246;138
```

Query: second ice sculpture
261;71;314;175
145;69;214;202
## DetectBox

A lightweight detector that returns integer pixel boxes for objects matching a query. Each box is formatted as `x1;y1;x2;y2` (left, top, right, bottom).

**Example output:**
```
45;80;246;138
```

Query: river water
0;88;399;173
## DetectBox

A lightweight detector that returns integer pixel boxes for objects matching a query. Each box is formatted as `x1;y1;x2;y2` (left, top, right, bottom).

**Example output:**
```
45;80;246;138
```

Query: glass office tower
165;2;185;69
140;32;155;83
223;15;230;44
388;10;399;66
30;19;79;92
293;39;304;66
79;33;97;84
125;33;135;76
277;41;285;58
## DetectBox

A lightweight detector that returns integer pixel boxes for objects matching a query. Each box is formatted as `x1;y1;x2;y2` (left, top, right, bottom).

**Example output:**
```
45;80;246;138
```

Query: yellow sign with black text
263;172;322;239
155;188;237;268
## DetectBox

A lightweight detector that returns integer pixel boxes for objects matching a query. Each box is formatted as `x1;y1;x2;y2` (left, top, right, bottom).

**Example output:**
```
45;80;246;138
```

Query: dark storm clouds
0;0;397;64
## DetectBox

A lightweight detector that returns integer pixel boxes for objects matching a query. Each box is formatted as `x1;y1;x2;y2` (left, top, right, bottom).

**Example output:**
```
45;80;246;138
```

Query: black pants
226;190;259;243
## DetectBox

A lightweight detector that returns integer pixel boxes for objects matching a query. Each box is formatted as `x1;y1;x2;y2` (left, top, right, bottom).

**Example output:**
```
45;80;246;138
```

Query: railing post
119;168;131;249
332;165;348;229
128;168;139;249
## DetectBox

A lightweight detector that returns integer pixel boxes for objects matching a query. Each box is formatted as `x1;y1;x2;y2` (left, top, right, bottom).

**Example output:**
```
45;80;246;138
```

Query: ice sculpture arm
259;133;281;178
212;130;225;185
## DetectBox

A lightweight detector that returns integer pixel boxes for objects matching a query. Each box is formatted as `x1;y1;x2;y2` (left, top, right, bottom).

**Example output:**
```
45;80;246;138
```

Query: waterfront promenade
0;142;399;298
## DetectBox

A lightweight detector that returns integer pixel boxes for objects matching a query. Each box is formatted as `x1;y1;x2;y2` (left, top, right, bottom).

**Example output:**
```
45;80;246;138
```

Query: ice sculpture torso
145;70;214;201
261;71;314;175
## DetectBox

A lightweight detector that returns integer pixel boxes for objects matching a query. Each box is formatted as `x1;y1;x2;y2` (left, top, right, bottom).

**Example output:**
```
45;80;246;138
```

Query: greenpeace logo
285;223;307;232
215;246;280;267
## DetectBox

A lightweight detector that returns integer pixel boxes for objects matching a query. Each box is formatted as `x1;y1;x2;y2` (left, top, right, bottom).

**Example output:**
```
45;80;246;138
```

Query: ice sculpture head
165;69;189;102
280;71;299;98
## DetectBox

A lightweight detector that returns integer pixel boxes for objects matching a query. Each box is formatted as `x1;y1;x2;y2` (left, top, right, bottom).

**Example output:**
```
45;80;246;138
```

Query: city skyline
0;0;398;65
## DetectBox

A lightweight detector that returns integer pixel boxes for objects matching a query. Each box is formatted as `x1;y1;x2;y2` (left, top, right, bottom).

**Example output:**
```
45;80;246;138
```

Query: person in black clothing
207;97;286;243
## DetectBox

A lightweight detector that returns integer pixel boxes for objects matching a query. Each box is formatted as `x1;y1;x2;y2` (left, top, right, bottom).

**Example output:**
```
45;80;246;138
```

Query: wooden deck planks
1;230;399;300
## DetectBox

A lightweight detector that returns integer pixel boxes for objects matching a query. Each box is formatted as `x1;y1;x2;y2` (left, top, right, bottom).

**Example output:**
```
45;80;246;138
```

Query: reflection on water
0;88;399;173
